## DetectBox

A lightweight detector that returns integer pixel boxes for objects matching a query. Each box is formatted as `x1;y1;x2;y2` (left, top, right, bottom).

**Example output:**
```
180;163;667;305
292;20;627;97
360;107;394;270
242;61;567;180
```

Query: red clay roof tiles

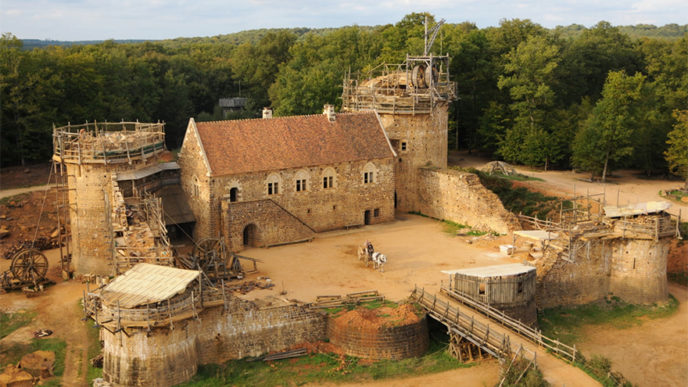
194;112;394;176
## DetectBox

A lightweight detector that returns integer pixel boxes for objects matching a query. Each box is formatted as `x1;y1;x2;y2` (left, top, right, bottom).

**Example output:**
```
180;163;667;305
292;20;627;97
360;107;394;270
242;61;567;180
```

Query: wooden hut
446;263;537;326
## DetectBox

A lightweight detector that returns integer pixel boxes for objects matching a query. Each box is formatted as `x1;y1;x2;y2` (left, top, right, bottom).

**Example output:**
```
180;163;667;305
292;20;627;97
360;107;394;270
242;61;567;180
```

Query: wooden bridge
410;286;599;386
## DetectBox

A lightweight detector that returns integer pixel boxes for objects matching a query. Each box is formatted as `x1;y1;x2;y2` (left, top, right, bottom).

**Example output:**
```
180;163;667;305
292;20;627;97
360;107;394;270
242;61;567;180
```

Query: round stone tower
341;54;456;212
53;121;166;275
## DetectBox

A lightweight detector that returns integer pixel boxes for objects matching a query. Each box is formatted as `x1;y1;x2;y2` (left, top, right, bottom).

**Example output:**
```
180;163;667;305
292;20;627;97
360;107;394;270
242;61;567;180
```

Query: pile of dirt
0;364;34;387
334;303;420;328
667;240;688;273
19;350;55;379
0;189;65;260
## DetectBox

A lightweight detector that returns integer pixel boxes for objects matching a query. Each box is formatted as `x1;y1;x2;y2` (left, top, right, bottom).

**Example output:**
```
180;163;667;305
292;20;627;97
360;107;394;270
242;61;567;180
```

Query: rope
30;163;56;249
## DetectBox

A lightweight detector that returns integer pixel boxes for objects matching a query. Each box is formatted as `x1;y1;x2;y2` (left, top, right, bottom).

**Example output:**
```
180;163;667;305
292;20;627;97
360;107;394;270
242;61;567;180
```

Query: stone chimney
323;104;335;122
262;107;273;119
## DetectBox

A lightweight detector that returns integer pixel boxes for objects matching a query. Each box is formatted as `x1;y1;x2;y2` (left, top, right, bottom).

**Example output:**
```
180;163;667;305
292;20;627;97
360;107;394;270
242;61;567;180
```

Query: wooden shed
445;263;537;326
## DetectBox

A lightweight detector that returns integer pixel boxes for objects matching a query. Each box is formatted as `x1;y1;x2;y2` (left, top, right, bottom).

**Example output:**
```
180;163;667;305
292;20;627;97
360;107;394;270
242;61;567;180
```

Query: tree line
1;14;687;184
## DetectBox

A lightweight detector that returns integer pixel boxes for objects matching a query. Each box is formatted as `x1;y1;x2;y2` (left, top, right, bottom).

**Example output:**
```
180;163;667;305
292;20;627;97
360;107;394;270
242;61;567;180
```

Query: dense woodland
1;14;687;183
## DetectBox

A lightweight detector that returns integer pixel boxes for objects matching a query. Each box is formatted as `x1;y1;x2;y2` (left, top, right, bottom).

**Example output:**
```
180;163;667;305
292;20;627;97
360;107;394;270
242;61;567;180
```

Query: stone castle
56;51;677;387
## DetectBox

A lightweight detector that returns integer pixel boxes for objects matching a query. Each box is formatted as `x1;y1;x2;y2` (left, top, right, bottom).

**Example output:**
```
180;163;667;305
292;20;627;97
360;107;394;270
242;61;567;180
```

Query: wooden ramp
410;287;600;386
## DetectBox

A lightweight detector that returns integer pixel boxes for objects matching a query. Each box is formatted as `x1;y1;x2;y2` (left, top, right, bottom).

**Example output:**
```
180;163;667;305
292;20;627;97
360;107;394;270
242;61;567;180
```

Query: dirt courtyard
240;213;517;303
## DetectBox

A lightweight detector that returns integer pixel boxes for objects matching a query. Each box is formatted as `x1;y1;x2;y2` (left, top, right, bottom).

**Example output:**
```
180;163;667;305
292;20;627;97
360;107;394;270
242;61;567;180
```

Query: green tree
497;35;561;169
572;71;646;181
665;110;688;189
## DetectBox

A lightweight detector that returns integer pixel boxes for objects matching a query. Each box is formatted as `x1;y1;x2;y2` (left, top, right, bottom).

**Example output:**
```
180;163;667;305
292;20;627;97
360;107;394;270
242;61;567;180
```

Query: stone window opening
229;187;238;202
401;141;407;151
296;179;307;192
323;176;334;189
364;171;374;184
192;177;200;197
267;182;279;195
374;208;380;217
362;162;377;185
266;173;281;196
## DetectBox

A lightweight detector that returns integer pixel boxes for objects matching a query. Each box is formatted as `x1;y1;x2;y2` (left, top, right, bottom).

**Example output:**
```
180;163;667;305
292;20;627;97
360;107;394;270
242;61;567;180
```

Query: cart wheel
11;249;48;283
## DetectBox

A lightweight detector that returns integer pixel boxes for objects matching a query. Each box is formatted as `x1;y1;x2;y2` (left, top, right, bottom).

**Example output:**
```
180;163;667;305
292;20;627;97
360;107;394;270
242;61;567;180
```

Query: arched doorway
229;187;238;202
243;224;258;247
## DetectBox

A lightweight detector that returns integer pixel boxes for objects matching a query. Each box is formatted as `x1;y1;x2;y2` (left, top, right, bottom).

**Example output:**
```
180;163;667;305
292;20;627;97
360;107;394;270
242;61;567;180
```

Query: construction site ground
2;159;687;386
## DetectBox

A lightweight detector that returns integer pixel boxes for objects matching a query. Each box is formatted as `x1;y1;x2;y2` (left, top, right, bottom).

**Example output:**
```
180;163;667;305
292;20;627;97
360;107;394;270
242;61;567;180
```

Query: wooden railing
53;121;165;164
440;286;578;363
84;285;228;329
410;287;534;360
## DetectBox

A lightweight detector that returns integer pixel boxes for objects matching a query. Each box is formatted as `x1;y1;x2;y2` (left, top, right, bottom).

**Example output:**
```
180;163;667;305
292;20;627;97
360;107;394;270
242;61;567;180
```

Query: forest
1;13;687;183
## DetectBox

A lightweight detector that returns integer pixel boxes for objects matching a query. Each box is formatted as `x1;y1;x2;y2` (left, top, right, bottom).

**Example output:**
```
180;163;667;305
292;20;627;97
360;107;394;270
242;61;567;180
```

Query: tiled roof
100;263;200;308
193;112;394;176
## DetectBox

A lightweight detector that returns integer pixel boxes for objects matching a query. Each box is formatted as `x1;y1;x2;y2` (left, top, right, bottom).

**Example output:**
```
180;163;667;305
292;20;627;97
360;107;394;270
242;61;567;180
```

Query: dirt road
577;283;688;387
0;249;90;387
449;150;688;218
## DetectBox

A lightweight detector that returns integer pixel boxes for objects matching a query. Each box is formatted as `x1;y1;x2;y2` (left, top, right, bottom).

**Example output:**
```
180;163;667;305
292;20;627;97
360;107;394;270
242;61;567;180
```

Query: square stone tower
341;54;456;212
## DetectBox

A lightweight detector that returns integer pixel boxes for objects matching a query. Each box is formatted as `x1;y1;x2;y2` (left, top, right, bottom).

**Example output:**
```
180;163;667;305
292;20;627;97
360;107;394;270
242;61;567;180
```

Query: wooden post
83;290;87;320
117;300;121;332
573;344;577;363
191;291;197;319
168;298;174;330
221;279;227;312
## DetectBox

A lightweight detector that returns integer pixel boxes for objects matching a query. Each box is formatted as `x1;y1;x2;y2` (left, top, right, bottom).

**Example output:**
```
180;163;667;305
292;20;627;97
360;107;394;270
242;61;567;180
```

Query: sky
2;0;687;41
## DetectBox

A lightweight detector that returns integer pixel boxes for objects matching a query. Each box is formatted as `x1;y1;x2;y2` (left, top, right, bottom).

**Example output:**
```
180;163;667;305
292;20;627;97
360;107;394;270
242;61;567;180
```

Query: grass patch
0;192;30;206
442;220;469;234
85;320;103;382
0;311;36;340
678;222;688;241
0;338;67;383
663;189;688;203
474;170;569;219
538;294;679;346
178;337;471;386
491;172;544;182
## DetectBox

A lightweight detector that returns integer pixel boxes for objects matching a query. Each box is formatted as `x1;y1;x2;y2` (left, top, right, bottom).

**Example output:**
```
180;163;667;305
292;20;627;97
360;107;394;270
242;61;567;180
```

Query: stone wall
536;237;670;309
327;314;428;360
177;122;213;239
221;199;315;251
102;299;327;387
205;158;394;247
416;168;520;234
378;105;449;213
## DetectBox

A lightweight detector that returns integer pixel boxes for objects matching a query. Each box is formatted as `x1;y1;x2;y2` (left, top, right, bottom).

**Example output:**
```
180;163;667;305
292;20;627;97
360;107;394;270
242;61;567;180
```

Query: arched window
322;167;336;189
362;162;378;185
229;187;238;202
266;173;281;196
294;169;309;192
226;181;242;202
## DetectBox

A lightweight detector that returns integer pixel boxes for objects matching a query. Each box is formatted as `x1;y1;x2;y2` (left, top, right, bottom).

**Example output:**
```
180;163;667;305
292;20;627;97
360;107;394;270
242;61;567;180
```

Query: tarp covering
514;230;559;241
100;263;200;308
116;162;180;181
604;201;671;218
442;263;536;278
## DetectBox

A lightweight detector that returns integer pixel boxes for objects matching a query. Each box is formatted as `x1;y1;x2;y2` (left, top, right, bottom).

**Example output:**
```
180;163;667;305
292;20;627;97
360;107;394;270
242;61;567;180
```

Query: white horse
371;252;387;272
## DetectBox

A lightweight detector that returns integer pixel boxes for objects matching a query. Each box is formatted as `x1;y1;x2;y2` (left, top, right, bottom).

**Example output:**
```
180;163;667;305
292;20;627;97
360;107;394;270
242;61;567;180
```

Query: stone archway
243;224;259;247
